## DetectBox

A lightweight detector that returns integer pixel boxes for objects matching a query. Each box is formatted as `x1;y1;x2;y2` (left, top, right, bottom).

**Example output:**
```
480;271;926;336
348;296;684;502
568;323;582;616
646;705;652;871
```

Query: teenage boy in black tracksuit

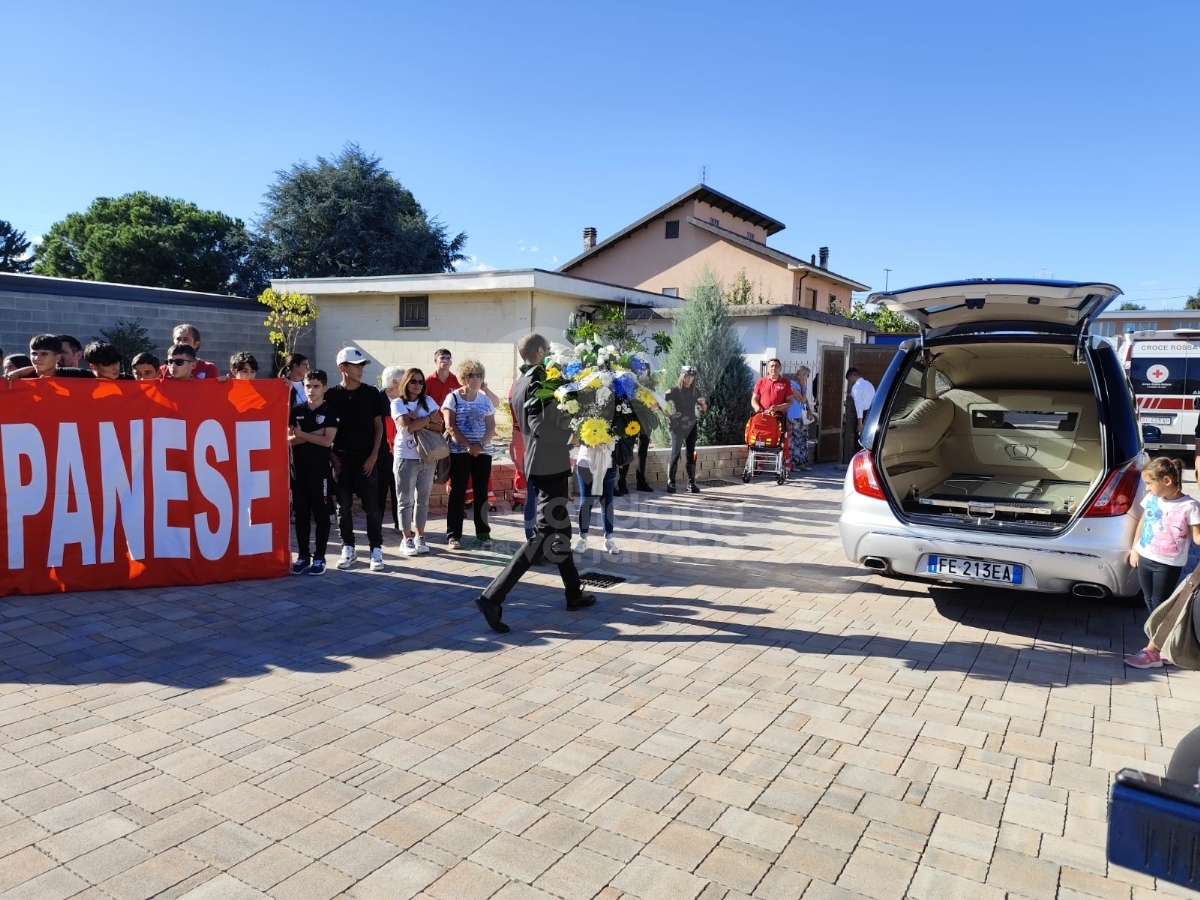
289;369;340;576
473;333;598;633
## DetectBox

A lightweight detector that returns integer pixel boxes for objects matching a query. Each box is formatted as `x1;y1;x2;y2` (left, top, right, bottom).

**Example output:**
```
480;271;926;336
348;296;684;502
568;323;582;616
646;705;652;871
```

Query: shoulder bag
412;397;450;462
1145;566;1200;670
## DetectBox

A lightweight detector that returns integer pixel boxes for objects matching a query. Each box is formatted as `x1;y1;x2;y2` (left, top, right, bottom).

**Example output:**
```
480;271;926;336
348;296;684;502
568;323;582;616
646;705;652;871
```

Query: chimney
583;227;597;250
810;254;816;265
819;247;829;269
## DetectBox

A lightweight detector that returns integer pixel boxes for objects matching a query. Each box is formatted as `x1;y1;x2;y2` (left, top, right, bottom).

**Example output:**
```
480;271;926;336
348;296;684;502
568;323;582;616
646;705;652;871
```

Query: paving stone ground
0;464;1196;899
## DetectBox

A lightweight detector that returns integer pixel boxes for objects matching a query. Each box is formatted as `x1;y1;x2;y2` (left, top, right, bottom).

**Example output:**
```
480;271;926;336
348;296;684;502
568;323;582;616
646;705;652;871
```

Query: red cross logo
1148;364;1170;384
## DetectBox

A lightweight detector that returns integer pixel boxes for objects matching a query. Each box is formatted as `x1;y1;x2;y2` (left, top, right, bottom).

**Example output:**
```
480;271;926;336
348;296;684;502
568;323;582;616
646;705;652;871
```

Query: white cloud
452;255;497;273
551;255;558;264
530;246;539;253
1142;280;1159;287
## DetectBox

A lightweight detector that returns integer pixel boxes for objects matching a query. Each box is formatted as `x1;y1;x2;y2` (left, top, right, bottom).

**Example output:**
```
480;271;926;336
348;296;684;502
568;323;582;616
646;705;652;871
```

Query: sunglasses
411;379;425;384
167;358;192;366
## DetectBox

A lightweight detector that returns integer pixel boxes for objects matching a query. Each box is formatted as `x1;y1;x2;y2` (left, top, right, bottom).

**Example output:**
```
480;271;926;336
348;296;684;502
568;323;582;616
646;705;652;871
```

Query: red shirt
754;376;791;413
425;371;461;407
159;358;221;380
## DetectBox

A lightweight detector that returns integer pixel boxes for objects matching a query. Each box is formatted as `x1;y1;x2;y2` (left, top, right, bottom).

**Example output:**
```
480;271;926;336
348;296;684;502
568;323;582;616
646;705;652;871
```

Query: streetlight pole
884;268;892;291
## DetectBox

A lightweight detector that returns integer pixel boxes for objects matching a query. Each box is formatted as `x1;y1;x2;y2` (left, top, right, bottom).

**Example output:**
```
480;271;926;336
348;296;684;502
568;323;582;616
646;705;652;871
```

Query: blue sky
4;1;1198;308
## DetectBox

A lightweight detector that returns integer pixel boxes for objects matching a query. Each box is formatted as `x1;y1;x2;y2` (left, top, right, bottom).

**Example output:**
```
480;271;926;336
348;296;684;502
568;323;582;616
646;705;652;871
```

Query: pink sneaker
1124;647;1163;669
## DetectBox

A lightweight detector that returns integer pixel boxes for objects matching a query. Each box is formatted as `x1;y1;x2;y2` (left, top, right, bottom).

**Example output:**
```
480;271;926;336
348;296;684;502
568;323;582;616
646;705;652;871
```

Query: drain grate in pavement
696;479;739;488
578;572;627;588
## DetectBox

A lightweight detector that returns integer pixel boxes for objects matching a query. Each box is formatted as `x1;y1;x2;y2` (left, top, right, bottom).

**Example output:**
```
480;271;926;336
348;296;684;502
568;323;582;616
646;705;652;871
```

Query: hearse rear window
970;410;1079;431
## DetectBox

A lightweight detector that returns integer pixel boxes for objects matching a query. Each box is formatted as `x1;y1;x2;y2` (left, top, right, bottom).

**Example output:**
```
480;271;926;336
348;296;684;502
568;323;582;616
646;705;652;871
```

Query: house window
790;327;808;354
662;288;678;297
1171;320;1196;330
808;288;818;309
398;294;429;328
746;231;755;241
709;217;719;227
665;220;679;239
1130;320;1158;332
1092;321;1116;336
829;293;837;310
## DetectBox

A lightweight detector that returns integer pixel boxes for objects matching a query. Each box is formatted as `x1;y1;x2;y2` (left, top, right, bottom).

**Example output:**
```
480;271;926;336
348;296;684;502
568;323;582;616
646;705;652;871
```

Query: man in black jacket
474;333;597;633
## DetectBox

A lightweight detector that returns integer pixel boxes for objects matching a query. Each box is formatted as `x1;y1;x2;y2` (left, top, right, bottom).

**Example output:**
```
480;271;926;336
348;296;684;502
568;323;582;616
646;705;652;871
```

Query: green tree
1118;301;1146;311
257;144;467;278
99;318;155;376
659;267;755;446
830;298;917;333
727;269;753;306
0;219;32;273
1185;288;1200;310
33;192;255;293
259;288;319;357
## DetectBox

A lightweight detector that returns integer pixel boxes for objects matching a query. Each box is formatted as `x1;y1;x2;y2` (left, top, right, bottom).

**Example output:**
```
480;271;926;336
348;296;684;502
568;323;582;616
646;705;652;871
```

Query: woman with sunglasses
443;359;497;549
386;366;443;557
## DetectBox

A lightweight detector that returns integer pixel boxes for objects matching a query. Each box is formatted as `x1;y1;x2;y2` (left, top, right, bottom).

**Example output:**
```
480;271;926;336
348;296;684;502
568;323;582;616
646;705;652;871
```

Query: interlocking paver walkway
0;464;1195;899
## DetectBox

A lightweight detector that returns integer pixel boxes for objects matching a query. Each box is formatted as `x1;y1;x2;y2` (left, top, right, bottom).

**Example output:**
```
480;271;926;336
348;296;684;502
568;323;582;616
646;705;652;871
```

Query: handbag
415;427;449;463
1144;566;1200;670
433;455;451;485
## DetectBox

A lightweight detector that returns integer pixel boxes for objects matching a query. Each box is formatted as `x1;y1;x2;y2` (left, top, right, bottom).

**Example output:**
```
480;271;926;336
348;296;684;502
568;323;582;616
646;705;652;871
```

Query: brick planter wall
419;444;751;513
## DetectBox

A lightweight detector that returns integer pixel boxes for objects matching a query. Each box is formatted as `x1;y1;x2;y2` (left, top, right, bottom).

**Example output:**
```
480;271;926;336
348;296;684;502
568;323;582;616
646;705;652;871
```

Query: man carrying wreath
472;333;598;634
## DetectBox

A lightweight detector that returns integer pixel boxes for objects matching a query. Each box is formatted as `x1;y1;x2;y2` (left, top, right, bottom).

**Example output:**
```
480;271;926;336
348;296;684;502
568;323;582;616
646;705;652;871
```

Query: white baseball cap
336;347;369;366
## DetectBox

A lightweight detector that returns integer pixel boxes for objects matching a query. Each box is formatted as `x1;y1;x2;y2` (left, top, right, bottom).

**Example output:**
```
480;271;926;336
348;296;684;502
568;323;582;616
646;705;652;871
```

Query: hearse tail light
1083;463;1141;518
851;450;886;500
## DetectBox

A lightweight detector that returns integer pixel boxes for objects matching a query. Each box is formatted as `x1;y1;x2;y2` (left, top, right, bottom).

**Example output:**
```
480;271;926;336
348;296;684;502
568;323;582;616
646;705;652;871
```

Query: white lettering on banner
193;420;232;560
47;423;97;568
151;418;190;559
99;421;145;564
236;421;272;556
2;424;47;570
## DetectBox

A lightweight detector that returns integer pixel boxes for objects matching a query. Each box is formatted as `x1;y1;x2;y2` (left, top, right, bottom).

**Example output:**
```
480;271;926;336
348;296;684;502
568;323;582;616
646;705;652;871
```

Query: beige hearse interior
870;281;1122;531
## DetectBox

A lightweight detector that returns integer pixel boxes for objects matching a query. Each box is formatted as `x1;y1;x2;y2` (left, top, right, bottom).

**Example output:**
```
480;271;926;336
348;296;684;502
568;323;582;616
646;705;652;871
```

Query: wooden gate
816;345;845;462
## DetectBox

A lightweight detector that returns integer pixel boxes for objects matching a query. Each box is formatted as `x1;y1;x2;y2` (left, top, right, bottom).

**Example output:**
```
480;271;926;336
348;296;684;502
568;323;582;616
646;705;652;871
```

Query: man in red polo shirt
159;324;221;379
424;348;460;407
753;358;795;418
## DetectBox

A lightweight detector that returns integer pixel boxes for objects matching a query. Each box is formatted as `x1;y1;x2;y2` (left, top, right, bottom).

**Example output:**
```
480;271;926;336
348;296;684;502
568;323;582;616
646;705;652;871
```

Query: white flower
605;344;617;355
564;399;580;414
575;343;588;354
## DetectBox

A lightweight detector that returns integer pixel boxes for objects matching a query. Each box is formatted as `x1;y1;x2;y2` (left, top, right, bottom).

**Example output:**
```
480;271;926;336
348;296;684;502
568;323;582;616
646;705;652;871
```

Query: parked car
839;279;1142;598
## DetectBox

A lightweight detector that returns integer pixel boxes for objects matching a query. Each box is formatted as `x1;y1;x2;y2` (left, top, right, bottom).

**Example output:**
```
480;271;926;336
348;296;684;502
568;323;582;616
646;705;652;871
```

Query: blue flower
630;357;649;374
613;373;636;401
564;361;584;378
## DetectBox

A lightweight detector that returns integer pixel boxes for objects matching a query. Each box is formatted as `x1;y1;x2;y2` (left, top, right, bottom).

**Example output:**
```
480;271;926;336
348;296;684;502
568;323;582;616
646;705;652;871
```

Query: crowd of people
3;325;831;632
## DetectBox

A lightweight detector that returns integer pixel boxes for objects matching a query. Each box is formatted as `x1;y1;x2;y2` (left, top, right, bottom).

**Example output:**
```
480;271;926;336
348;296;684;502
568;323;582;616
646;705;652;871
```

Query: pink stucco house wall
558;185;870;309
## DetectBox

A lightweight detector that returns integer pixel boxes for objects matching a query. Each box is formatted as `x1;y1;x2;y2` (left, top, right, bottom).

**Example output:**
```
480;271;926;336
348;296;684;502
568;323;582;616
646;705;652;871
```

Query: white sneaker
336;546;357;570
573;536;588;553
604;537;619;554
400;537;418;557
415;536;430;554
369;547;385;571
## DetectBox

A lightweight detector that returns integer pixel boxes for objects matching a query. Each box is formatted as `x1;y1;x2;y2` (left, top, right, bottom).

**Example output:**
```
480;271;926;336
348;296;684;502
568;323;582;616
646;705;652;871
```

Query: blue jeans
576;465;616;537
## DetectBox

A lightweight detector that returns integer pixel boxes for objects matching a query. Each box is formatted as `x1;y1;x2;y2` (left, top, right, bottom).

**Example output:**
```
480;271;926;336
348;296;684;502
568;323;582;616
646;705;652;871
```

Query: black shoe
687;481;700;493
666;483;677;494
566;593;597;611
614;483;629;497
474;596;510;633
636;480;654;493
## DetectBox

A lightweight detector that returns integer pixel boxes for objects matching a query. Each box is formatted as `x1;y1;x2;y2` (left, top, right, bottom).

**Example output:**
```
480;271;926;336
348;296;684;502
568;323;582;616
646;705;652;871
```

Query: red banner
0;378;290;597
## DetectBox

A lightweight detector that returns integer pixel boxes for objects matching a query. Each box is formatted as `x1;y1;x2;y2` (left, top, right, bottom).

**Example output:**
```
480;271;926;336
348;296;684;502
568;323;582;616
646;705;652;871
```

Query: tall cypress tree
658;267;755;446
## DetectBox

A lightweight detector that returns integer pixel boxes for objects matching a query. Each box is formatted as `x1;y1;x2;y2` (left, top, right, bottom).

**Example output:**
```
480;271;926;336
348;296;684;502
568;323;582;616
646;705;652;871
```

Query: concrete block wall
0;278;314;374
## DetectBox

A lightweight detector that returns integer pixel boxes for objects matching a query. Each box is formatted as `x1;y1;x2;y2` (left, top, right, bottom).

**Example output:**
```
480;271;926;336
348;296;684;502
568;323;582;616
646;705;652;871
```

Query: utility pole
884;268;892;291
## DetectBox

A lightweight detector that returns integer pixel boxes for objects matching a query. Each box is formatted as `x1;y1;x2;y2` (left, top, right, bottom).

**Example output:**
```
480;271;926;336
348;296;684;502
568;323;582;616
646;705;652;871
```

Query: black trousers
617;432;650;486
334;455;383;550
377;448;398;529
447;452;493;539
292;469;332;559
482;470;582;606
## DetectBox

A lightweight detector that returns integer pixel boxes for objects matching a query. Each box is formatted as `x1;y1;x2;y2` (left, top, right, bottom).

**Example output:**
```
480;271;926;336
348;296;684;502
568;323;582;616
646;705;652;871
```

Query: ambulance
1126;330;1200;452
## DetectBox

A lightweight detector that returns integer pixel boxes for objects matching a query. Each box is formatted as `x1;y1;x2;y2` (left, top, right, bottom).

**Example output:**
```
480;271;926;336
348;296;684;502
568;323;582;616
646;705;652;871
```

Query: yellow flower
546;366;562;380
579;417;612;447
624;421;641;437
635;386;658;408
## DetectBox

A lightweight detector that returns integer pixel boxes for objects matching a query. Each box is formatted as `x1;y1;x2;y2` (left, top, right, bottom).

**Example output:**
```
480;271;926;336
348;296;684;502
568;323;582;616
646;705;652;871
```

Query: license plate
1141;415;1173;425
927;555;1023;585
